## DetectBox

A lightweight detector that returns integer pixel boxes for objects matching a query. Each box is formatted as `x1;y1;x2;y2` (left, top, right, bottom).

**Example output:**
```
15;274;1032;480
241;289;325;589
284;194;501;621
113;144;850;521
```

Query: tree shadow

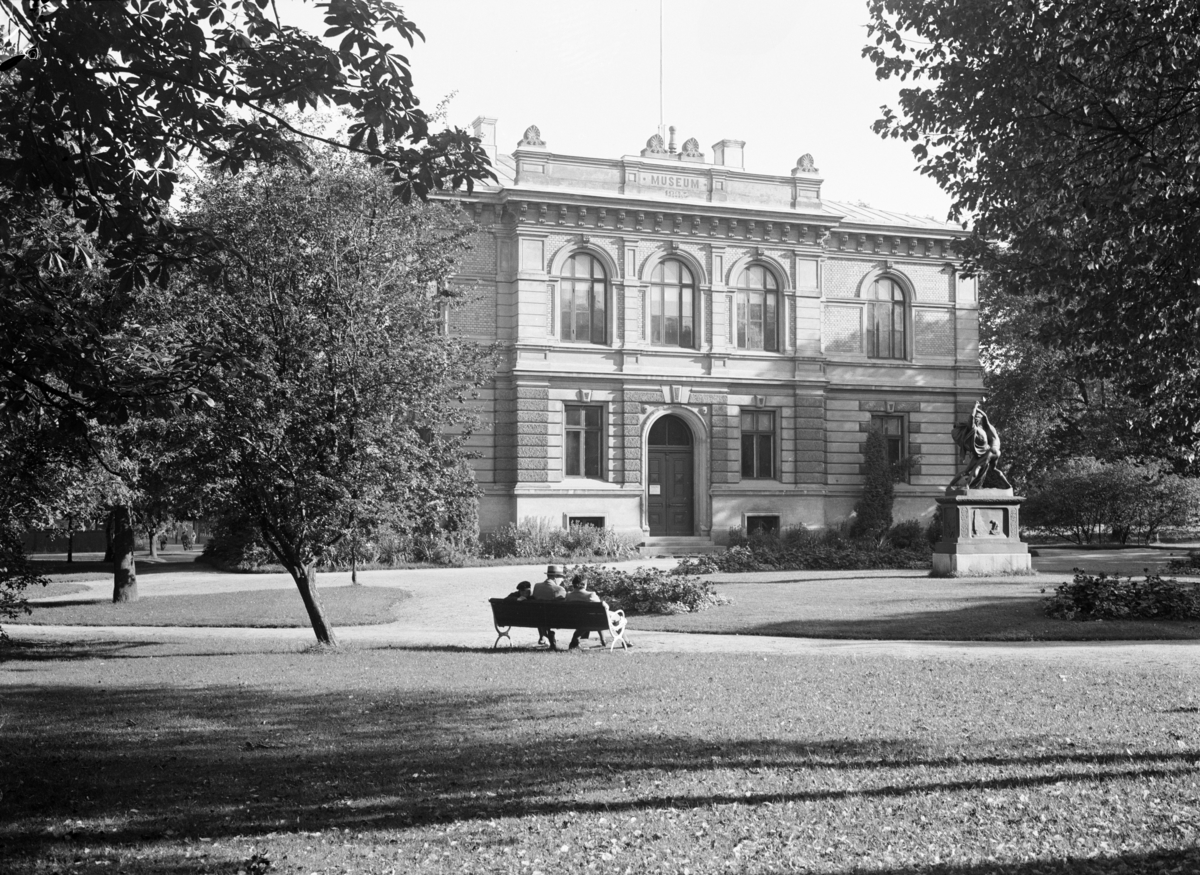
2;680;1197;868
736;596;1200;641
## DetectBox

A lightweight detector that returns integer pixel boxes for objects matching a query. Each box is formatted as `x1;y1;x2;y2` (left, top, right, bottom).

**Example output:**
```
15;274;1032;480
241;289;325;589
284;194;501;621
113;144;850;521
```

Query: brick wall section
793;394;825;483
459;231;497;276
913;308;955;357
450;283;498;340
902;262;954;303
515;384;550;483
823;258;877;298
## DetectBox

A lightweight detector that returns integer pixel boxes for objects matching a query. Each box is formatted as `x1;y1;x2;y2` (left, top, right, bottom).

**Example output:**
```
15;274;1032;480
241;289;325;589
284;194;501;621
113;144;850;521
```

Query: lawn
10;585;409;628
629;572;1200;641
1;639;1197;874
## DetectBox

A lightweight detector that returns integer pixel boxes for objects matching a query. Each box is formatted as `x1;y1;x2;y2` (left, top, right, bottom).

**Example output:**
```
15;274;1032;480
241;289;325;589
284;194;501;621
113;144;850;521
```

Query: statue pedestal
932;488;1032;576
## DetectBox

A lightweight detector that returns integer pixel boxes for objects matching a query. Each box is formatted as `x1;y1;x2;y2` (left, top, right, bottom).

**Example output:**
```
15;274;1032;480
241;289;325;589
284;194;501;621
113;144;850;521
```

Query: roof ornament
795;153;818;173
518;125;545;147
645;132;668;154
681;137;702;157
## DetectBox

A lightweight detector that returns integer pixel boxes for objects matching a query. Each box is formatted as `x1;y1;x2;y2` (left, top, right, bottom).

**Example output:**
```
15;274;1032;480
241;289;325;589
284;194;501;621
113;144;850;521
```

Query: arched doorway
647;414;694;536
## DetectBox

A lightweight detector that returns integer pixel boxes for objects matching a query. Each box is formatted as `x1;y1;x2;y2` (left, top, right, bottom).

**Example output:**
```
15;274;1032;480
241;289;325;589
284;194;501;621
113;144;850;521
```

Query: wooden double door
647;415;694;536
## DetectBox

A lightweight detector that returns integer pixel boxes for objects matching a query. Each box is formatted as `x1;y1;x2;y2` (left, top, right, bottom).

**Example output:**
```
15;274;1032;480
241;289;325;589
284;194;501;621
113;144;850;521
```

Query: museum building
444;117;984;546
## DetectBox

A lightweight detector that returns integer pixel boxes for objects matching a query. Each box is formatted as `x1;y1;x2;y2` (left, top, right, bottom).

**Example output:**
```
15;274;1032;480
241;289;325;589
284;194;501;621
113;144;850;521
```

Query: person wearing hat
532;564;567;648
505;580;533;601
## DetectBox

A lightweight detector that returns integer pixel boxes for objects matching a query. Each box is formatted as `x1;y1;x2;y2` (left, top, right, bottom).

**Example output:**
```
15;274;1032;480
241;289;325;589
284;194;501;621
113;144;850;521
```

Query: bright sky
281;0;953;221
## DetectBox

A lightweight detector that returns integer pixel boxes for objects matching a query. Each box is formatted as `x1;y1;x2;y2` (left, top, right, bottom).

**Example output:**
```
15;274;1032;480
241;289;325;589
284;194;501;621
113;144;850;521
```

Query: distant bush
691;523;932;573
480;518;640;560
571;564;729;615
201;514;279;572
1024;458;1200;545
1044;570;1200;621
1164;551;1200;576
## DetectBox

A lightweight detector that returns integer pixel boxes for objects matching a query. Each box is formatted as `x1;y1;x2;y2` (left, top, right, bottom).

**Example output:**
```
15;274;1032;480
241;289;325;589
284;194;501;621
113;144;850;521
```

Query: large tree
979;278;1169;485
2;0;490;421
1;0;491;619
865;0;1200;458
176;156;490;645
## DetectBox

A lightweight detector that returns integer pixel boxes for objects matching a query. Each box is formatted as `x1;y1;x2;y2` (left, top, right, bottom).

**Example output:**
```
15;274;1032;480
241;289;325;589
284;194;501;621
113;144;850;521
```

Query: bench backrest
489;598;611;630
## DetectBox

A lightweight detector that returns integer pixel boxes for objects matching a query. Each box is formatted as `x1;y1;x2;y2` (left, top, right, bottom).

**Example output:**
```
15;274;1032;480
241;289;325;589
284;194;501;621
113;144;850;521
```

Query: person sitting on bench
564;573;600;649
505;580;533;601
532;564;567;648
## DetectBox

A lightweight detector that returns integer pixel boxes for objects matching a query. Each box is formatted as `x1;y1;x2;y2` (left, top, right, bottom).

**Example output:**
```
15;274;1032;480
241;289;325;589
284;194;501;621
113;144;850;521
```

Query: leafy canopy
175;155;491;642
1;0;492;422
865;0;1200;457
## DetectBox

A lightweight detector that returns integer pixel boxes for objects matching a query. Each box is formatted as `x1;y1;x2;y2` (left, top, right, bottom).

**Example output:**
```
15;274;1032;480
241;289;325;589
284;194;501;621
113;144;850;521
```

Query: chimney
711;139;745;169
471;116;498;165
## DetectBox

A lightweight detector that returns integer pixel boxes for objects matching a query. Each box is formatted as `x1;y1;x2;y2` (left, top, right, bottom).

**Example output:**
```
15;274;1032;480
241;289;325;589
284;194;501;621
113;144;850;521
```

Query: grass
11;585;409;628
1;640;1198;874
629;572;1200;641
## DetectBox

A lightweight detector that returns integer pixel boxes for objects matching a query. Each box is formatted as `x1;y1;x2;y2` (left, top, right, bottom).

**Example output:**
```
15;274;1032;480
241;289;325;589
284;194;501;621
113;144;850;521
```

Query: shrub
697;524;932;573
1024;458;1200;545
480;518;640;560
887;519;924;549
571;564;729;615
851;428;894;540
1044;569;1200;621
1164;551;1200;575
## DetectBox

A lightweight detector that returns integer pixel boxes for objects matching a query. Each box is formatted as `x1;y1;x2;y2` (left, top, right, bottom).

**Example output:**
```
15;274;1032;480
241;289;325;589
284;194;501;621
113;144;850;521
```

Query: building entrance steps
638;536;719;557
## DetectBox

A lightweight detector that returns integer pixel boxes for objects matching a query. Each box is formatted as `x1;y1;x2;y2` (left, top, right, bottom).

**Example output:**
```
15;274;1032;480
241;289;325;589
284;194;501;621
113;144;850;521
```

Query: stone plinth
931;488;1032;576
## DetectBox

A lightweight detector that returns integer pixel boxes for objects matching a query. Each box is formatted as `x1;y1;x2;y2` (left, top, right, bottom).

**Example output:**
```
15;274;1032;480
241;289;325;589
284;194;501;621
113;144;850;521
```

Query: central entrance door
647;414;694;536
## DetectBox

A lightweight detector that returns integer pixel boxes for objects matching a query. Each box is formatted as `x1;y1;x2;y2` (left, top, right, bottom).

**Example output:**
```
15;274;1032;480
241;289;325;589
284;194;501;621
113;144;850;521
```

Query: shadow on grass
736;596;1200;641
31;557;212;577
2;677;1198;862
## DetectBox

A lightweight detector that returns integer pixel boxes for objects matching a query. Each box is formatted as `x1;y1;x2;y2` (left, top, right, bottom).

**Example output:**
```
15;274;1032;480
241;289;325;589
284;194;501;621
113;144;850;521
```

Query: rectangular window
567;516;606;529
565;405;603;478
736;290;778;351
740;410;775;479
872;414;906;478
745;514;781;536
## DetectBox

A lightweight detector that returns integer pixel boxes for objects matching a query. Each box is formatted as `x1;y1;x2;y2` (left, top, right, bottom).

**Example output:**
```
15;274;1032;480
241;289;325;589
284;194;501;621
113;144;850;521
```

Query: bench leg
493;625;512;649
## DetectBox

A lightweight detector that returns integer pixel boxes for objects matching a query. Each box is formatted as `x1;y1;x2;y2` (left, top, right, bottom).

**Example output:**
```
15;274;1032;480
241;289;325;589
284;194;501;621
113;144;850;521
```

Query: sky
280;0;952;221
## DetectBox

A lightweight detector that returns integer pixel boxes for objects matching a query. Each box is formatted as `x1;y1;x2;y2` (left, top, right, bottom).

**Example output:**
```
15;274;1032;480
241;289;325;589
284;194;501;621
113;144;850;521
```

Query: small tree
852;427;894;541
177;156;492;646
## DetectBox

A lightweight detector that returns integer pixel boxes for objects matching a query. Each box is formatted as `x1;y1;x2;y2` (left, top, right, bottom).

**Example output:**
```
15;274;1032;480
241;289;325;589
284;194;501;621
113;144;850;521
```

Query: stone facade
444;118;984;543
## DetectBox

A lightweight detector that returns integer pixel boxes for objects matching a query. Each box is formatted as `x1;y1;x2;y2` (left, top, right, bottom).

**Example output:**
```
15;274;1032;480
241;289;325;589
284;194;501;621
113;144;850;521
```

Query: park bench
488;598;630;651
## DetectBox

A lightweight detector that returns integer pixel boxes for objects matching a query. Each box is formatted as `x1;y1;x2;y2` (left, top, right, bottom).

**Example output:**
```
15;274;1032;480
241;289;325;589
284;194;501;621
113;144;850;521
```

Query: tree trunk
66;514;74;564
292;562;338;646
148;527;159;559
112;505;138;603
351;552;358;586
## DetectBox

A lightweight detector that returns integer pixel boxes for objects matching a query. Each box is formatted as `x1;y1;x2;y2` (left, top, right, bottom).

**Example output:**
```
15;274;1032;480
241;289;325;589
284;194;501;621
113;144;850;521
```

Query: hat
516;580;532;590
546;564;565;578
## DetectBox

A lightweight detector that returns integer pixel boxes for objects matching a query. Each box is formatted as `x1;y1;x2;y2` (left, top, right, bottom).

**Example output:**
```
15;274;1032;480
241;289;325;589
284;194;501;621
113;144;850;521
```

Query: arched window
648;260;695;348
560;252;607;344
866;277;906;359
735;265;779;351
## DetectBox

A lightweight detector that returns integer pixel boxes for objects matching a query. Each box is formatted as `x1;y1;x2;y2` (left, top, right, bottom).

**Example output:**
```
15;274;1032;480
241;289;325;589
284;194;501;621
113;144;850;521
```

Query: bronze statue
950;402;1011;490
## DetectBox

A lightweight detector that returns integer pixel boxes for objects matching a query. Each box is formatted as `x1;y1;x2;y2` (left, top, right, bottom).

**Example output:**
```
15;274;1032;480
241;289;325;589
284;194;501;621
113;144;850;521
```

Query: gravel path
10;558;1200;667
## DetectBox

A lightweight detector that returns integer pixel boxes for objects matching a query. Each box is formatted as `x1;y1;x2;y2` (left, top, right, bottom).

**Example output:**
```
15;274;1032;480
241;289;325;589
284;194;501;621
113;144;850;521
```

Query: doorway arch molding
639;406;711;537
